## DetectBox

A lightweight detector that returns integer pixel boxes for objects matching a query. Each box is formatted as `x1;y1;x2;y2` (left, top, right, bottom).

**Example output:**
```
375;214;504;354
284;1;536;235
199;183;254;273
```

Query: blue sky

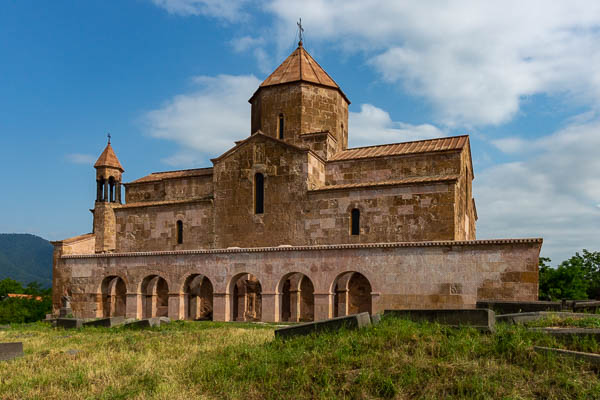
1;1;599;264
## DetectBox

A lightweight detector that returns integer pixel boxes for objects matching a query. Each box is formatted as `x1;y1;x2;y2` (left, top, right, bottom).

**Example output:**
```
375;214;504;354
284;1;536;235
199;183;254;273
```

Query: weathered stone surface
83;316;125;328
496;312;600;325
124;318;160;328
275;312;371;339
371;313;382;325
56;318;83;329
159;317;171;324
477;300;562;314
385;309;495;332
0;342;23;361
534;346;600;366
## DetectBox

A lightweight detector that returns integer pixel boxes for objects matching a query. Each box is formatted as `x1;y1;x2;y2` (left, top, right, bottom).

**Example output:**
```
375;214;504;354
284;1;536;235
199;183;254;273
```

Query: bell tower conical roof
256;42;350;104
94;142;124;172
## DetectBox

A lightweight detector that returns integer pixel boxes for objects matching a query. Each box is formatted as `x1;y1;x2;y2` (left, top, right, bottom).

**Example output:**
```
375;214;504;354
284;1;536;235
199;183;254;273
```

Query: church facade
52;43;542;322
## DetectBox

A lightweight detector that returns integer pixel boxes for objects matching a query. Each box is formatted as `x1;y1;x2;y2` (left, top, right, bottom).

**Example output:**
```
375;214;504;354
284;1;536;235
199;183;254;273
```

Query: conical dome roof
256;42;349;103
94;142;124;171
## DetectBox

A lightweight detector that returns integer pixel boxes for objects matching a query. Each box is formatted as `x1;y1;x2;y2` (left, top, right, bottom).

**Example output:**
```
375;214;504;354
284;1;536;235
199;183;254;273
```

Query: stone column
336;289;349;317
261;292;279;323
168;293;184;320
104;180;109;202
314;292;333;321
371;292;382;315
289;289;300;322
126;293;141;319
116;183;122;204
212;292;228;321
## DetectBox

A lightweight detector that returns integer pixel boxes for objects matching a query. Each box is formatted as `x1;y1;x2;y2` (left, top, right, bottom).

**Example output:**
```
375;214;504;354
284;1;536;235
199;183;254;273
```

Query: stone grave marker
0;342;24;361
275;312;371;339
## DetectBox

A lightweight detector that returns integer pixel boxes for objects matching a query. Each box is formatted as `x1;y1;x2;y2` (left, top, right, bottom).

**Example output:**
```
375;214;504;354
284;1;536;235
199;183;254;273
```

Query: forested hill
0;234;53;287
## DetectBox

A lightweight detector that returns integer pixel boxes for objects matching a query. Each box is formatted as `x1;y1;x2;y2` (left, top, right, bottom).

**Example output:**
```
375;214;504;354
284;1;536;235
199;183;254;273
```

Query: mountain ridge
0;233;53;287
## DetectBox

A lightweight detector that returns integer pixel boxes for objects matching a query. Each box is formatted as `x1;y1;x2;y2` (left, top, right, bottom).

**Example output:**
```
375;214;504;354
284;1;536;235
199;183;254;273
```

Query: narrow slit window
255;173;264;214
351;209;360;235
176;220;183;244
278;114;284;139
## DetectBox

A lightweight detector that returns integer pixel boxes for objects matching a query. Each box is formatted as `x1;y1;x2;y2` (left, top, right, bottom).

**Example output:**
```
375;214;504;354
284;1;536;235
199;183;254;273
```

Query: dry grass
0;318;599;399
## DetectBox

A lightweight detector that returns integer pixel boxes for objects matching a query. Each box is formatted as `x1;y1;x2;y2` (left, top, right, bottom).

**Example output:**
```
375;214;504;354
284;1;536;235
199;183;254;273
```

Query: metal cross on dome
297;18;304;44
107;133;111;144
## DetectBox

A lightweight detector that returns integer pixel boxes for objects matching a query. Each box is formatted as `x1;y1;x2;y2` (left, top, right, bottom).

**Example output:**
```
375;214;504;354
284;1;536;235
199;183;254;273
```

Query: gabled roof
128;167;213;185
252;43;350;104
94;143;124;171
329;135;469;161
211;131;314;164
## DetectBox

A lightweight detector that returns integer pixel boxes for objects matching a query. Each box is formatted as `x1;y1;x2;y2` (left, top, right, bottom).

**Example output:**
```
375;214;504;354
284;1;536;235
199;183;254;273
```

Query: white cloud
491;137;528;154
476;119;600;263
151;0;248;21
142;74;260;166
66;153;95;165
265;1;600;126
349;104;444;148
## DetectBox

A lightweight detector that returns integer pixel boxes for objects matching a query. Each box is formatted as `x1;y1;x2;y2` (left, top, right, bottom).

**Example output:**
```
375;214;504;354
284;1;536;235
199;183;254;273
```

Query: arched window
108;177;115;203
176;220;183;244
351;208;360;235
255;173;264;214
97;177;105;202
278;114;284;139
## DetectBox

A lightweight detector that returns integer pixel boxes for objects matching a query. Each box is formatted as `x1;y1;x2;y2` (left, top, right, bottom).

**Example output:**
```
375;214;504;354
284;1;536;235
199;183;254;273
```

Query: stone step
275;312;372;339
384;308;495;333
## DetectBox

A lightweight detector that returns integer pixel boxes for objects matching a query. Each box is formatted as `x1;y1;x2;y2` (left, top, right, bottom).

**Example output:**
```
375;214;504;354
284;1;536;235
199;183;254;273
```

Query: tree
538;250;600;301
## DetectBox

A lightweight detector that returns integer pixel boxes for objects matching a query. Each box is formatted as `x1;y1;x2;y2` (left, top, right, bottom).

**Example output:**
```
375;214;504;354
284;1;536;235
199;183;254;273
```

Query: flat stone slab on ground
384;309;495;333
530;327;600;341
497;312;600;325
159;317;171;324
477;300;562;314
124;317;161;328
56;318;83;329
275;312;371;339
534;346;600;366
83;316;125;328
0;342;24;361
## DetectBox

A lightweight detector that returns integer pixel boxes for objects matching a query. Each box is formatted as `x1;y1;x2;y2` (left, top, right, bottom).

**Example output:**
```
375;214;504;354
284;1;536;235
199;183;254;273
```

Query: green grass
527;315;600;329
1;318;600;399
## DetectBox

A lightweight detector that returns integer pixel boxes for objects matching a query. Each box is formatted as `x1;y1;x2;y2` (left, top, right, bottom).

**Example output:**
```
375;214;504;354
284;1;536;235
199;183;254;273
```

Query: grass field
1;317;600;399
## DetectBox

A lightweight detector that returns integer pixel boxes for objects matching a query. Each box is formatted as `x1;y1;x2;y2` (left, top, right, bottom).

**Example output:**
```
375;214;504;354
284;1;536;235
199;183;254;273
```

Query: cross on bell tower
297;18;304;46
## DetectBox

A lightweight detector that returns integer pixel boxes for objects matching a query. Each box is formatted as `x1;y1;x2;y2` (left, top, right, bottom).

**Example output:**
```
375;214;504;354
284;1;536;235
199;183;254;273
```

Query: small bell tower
93;134;124;253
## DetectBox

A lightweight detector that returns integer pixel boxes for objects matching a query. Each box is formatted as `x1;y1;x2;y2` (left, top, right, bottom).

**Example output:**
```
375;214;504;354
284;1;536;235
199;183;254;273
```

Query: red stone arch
181;273;214;320
140;274;169;318
276;272;315;322
330;271;373;317
227;272;262;322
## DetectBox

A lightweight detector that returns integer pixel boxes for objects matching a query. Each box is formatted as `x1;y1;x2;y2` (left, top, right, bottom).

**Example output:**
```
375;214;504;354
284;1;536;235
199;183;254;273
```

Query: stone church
52;42;542;322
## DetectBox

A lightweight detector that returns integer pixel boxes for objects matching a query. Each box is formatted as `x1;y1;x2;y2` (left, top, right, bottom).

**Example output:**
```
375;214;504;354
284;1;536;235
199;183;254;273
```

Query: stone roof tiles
310;175;459;192
128;167;213;184
256;43;350;103
330;135;469;161
115;198;212;209
94;143;124;171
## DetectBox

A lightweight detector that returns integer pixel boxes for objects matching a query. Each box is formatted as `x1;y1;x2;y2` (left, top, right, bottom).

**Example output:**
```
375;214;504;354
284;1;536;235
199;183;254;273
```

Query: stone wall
126;175;213;203
325;151;461;186
213;134;310;248
52;239;542;321
305;181;457;243
250;83;349;152
114;200;214;252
